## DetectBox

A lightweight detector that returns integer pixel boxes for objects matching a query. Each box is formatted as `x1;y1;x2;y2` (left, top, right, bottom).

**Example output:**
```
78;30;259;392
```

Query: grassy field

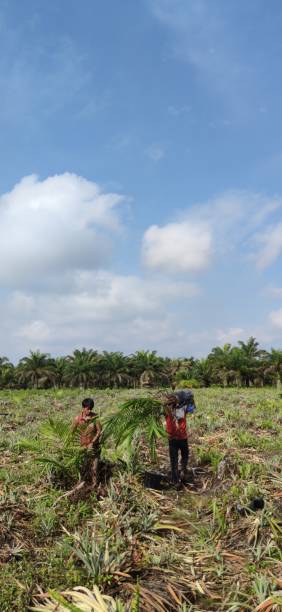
0;387;281;611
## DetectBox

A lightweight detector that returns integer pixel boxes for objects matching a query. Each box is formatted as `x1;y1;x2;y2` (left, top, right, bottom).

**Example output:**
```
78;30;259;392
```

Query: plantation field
0;387;281;611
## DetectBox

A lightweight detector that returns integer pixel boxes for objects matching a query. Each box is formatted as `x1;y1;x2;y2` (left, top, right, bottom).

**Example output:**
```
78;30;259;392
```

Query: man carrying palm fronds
164;390;195;486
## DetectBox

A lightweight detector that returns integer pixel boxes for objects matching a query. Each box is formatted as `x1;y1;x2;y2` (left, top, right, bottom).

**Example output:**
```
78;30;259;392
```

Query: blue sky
1;0;282;360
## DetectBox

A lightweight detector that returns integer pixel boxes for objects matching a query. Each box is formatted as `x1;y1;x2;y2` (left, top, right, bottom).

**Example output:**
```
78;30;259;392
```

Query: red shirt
165;411;188;440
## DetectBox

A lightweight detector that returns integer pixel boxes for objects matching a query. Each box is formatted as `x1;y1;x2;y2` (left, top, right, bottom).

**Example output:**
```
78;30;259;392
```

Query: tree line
0;337;282;389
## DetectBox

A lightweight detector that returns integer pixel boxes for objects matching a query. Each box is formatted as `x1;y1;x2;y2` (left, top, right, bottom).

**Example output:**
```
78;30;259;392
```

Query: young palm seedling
19;417;86;487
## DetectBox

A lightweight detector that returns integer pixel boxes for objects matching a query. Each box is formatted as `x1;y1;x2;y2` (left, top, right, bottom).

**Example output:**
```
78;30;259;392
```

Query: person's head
81;397;94;416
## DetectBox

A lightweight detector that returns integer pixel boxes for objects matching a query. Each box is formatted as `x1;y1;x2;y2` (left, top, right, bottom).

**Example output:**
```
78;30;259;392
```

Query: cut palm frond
102;397;165;461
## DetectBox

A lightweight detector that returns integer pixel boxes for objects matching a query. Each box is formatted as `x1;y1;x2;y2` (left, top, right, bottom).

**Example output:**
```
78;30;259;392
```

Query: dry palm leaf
30;585;123;612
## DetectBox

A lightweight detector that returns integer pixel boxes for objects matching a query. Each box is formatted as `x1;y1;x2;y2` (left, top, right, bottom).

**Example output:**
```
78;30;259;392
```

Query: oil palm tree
227;347;245;387
238;337;266;386
63;349;98;389
170;357;194;384
192;358;212;387
238;337;263;359
54;357;68;388
208;344;233;387
17;351;56;388
264;348;282;389
98;351;131;388
130;350;169;387
0;356;14;388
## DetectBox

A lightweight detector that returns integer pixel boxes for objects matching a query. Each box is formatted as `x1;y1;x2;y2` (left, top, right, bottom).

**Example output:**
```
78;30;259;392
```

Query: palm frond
19;439;43;453
39;417;73;445
20;417;84;483
102;397;165;461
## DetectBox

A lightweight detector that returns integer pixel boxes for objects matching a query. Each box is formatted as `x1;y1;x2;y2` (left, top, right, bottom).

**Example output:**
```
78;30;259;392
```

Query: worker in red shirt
164;390;195;485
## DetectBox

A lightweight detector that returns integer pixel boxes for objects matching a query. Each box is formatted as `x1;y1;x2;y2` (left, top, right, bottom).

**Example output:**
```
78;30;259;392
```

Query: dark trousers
169;438;189;483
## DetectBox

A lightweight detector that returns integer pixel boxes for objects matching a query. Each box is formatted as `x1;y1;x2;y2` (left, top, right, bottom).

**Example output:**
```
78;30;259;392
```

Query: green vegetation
102;397;165;461
0;387;281;611
2;337;282;390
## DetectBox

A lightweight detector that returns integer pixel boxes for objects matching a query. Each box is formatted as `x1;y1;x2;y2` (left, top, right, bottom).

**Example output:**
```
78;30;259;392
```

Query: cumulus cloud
0;173;125;287
2;271;198;357
0;173;203;360
143;221;212;273
2;173;282;359
12;272;198;328
142;190;282;274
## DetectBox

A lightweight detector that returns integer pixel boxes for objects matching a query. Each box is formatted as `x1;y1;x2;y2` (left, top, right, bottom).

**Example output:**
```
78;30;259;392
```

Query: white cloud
191;191;281;241
0;173;125;287
3;272;198;357
142;190;282;274
143;221;212;273
1;173;282;359
13;272;198;327
269;309;282;329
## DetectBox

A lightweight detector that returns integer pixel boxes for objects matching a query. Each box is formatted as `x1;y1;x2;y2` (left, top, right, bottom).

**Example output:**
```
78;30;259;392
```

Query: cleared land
0;387;281;611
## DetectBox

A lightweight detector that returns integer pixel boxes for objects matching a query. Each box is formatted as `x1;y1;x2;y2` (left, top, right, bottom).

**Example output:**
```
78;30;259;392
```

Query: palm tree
208;344;233;387
0;356;14;388
238;337;266;387
98;351;131;388
264;348;282;389
54;357;68;388
130;350;169;387
191;358;212;387
238;337;264;360
17;351;56;388
63;349;98;389
227;347;245;387
170;357;195;384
